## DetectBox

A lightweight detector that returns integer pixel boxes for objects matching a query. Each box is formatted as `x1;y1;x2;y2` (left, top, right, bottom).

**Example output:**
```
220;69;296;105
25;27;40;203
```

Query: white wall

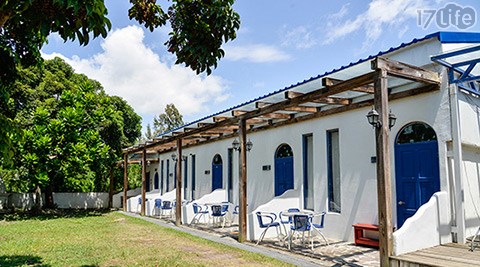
53;192;109;209
7;192;109;210
393;192;451;255
462;146;480;238
9;193;43;210
457;88;480;238
113;188;141;208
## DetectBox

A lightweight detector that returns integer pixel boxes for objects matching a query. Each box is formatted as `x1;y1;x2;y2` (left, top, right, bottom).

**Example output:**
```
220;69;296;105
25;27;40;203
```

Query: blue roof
156;31;480;138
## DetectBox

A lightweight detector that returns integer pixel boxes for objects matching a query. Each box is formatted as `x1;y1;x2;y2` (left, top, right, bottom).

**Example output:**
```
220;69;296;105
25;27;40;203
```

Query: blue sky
41;0;480;134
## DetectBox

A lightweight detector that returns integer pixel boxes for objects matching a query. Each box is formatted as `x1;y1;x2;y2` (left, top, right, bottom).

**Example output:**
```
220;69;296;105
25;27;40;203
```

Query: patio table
281;210;314;250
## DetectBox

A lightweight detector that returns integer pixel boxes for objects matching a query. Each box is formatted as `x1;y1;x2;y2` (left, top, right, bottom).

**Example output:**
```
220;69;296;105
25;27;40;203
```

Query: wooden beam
286;91;352;105
256;101;319;113
123;153;128;212
213;116;230;122
232;71;375;122
246;117;270;124
372;57;441;84
252;83;439;134
322;77;375;94
141;148;146;216
238;119;247;243
232;110;291;119
374;69;393;266
175;139;182;226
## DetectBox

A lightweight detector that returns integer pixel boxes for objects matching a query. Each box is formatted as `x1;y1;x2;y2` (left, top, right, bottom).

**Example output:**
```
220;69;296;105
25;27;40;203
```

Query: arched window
396;122;437;144
274;144;294;196
212;154;223;165
275;144;293;158
212;154;223;191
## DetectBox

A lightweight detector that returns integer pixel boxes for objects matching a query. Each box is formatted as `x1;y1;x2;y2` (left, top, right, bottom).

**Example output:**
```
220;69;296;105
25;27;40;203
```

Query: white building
123;31;480;256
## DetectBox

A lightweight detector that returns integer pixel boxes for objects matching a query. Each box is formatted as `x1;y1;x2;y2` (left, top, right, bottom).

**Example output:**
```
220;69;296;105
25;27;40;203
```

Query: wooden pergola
121;57;440;266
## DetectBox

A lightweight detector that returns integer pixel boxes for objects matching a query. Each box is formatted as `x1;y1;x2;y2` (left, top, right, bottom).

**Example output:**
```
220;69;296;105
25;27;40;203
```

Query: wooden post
123;153;128;212
176;138;183;226
374;69;394;266
238;119;247;242
108;166;114;209
141;149;146;216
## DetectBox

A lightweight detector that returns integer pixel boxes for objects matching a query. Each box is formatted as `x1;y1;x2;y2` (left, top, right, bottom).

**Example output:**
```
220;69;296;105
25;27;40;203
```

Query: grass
0;210;291;267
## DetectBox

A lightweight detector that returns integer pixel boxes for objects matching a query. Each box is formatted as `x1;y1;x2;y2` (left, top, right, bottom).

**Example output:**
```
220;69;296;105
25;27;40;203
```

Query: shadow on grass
0;209;111;222
0;255;50;267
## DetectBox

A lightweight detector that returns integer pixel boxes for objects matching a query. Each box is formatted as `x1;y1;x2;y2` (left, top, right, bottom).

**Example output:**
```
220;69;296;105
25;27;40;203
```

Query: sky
41;0;480;135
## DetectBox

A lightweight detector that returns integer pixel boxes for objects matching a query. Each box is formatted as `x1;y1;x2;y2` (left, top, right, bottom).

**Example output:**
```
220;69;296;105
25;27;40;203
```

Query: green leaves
3;58;142;194
128;0;240;75
152;103;184;136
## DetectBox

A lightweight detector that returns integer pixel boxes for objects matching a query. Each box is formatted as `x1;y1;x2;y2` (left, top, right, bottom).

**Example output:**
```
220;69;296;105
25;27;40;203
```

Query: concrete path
119;211;325;267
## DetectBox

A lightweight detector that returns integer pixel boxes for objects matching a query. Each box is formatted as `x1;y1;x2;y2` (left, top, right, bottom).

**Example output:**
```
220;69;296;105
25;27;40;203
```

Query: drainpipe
449;82;466;243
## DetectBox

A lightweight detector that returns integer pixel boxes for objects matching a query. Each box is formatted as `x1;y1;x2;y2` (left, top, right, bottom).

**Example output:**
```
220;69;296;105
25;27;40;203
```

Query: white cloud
281;26;317;49
43;25;229;124
323;0;440;48
224;44;292;63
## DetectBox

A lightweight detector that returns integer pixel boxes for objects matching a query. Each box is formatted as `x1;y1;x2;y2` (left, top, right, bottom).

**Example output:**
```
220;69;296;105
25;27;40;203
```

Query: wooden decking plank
393;253;469;267
414;251;480;265
392;243;480;267
424;245;480;259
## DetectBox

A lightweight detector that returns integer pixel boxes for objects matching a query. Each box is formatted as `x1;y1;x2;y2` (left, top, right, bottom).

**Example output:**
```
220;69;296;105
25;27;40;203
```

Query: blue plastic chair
311;212;329;246
255;212;281;245
191;203;209;225
211;204;229;228
137;197;142;213
279;208;300;235
153;199;162;216
289;214;311;249
232;205;239;225
161;200;173;218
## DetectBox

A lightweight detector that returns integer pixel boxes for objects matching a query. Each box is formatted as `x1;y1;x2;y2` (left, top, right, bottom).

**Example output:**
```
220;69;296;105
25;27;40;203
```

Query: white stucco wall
113;188;141;208
462;146;480;238
393;192;451;255
457;89;480;238
53;192;109;209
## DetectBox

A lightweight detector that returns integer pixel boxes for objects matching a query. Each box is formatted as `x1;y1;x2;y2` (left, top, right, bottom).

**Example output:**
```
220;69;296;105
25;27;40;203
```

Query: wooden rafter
232;110;292;119
372;57;441;84
322;77;374;94
285;91;352;105
255;101;319;113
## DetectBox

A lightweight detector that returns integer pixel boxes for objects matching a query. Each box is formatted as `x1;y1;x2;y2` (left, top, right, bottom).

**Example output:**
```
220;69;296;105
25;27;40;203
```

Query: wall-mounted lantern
366;108;397;129
232;138;253;152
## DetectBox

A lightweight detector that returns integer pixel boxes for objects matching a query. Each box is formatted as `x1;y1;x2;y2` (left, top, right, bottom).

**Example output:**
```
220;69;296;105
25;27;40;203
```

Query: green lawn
0;210;291;266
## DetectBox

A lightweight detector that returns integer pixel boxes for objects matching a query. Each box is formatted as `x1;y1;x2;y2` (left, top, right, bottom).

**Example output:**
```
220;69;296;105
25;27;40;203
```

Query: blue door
146;172;150;192
212;154;223;191
395;123;440;228
154;172;159;190
275;144;294;197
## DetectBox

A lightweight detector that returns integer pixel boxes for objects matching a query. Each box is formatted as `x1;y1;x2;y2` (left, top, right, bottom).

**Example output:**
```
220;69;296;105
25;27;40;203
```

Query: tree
0;0;240;162
145;124;154;140
153;103;184;135
2;57;142;208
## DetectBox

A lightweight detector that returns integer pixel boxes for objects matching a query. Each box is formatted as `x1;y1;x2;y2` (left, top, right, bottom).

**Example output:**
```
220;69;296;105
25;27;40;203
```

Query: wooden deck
390;243;480;267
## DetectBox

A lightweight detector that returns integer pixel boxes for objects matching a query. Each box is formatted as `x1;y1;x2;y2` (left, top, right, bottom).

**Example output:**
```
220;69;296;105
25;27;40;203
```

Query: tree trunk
108;166;114;209
33;185;42;214
44;184;54;209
